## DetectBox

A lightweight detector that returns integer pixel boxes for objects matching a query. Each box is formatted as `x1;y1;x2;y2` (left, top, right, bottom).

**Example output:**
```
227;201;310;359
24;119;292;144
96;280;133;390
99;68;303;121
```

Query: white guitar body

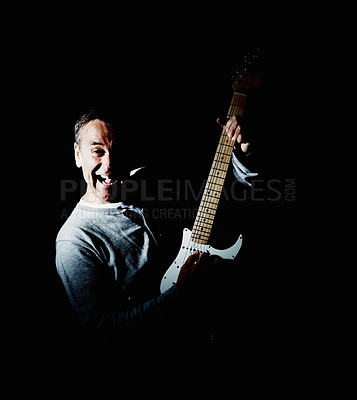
160;228;242;293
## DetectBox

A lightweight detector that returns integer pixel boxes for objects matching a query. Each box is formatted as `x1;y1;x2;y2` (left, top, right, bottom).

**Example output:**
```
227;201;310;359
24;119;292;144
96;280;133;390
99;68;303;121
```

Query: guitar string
189;92;239;250
190;135;224;248
183;92;245;269
192;92;241;243
184;134;225;263
190;93;245;249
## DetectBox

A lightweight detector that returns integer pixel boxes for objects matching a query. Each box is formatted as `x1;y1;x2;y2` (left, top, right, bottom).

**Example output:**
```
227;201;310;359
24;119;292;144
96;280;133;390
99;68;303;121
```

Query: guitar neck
191;92;247;245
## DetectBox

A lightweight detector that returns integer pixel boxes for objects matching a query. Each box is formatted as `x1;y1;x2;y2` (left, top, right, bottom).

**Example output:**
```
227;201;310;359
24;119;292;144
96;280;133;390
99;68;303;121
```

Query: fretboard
190;92;247;245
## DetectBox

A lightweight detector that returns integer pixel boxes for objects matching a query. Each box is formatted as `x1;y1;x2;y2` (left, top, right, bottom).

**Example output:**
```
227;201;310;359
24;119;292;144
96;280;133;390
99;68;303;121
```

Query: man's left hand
217;116;250;153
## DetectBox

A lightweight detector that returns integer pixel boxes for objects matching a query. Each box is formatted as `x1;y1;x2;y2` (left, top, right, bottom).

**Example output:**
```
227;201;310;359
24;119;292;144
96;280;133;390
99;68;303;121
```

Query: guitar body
160;228;242;293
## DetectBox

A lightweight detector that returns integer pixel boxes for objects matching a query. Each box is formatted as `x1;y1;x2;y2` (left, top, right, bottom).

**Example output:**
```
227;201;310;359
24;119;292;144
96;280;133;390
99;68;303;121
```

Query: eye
92;148;105;157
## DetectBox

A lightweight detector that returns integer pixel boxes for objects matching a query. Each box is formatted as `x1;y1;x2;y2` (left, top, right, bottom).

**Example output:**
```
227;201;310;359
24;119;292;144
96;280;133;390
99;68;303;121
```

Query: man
55;109;256;358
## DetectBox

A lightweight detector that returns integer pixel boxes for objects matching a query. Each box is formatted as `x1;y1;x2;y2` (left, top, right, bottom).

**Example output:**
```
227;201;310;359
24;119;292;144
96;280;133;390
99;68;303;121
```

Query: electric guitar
160;49;261;294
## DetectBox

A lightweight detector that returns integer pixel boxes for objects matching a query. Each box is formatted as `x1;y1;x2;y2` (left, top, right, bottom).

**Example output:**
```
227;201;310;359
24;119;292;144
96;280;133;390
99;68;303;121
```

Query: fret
203;190;221;197
209;172;227;178
196;215;215;223
208;174;226;182
207;176;227;185
198;204;218;213
219;145;234;154
196;214;215;222
194;224;213;233
211;165;228;172
227;103;245;116
217;149;232;156
190;91;247;245
195;217;215;226
191;231;211;240
218;147;234;155
192;234;211;241
201;198;221;207
198;201;218;211
192;225;212;233
202;189;221;198
217;143;234;153
209;169;228;178
219;139;235;149
206;177;225;187
211;159;230;167
227;93;247;117
199;201;218;209
210;164;229;172
193;224;212;233
210;170;226;178
203;187;222;195
195;208;216;219
197;207;216;215
216;146;232;154
213;158;230;166
206;177;225;185
214;150;231;158
205;179;225;187
227;106;244;117
205;180;224;188
190;238;209;245
200;199;220;207
204;188;221;195
193;229;212;237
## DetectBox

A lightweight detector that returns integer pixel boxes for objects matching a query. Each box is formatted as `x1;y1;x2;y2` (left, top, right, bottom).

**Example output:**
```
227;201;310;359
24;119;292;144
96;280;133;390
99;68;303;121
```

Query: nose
102;151;112;174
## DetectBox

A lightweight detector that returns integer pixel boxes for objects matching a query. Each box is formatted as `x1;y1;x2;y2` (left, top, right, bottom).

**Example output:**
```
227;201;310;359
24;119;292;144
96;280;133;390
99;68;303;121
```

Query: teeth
97;175;117;185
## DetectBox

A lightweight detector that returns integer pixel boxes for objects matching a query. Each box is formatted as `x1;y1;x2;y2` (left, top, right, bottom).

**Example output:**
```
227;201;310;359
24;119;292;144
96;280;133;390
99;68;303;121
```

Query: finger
208;255;221;267
212;255;221;264
241;142;250;153
225;116;234;132
197;251;209;263
227;116;240;139
232;125;241;142
216;117;225;127
197;252;220;268
185;251;200;266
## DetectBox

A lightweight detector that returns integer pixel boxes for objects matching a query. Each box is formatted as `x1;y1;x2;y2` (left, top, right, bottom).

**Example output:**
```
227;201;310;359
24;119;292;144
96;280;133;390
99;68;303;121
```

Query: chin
96;187;117;203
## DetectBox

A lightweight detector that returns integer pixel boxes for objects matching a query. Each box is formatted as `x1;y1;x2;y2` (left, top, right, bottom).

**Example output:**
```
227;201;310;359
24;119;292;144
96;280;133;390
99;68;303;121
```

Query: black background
8;8;302;391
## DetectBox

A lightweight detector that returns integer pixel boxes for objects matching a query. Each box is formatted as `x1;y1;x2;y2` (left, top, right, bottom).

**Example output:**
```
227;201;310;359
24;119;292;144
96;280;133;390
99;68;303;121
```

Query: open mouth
96;175;118;187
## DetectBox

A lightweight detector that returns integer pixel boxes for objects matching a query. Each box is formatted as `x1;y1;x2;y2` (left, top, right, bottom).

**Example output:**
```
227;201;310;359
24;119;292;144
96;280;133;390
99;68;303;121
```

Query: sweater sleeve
55;239;183;343
231;150;258;187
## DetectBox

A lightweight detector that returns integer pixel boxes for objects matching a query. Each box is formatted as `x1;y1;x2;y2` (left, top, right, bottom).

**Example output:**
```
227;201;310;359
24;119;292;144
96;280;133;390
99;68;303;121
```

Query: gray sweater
56;201;182;342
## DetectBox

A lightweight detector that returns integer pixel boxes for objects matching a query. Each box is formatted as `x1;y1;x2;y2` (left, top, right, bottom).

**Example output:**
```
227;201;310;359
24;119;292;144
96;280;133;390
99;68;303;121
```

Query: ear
74;142;82;168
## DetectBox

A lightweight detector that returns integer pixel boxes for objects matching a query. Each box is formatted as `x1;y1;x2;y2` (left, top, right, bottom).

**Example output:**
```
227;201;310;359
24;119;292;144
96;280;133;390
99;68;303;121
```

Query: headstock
232;47;262;93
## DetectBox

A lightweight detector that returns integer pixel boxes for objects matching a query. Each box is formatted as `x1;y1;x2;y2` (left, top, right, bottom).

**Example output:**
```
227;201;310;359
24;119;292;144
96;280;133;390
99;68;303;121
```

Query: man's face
74;119;122;204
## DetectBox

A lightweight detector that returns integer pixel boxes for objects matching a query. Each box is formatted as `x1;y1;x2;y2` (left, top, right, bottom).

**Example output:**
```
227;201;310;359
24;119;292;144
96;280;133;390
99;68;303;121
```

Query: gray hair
74;110;100;146
74;109;117;147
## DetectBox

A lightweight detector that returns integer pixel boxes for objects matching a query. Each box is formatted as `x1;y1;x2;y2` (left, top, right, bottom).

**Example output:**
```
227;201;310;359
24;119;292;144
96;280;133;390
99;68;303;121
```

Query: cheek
82;158;100;184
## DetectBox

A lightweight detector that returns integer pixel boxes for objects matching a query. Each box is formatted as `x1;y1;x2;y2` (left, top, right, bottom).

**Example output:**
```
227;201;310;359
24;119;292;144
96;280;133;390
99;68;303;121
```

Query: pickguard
160;228;242;293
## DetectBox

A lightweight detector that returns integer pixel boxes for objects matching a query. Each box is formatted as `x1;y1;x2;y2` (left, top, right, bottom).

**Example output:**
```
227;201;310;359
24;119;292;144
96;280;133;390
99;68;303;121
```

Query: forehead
81;119;116;146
